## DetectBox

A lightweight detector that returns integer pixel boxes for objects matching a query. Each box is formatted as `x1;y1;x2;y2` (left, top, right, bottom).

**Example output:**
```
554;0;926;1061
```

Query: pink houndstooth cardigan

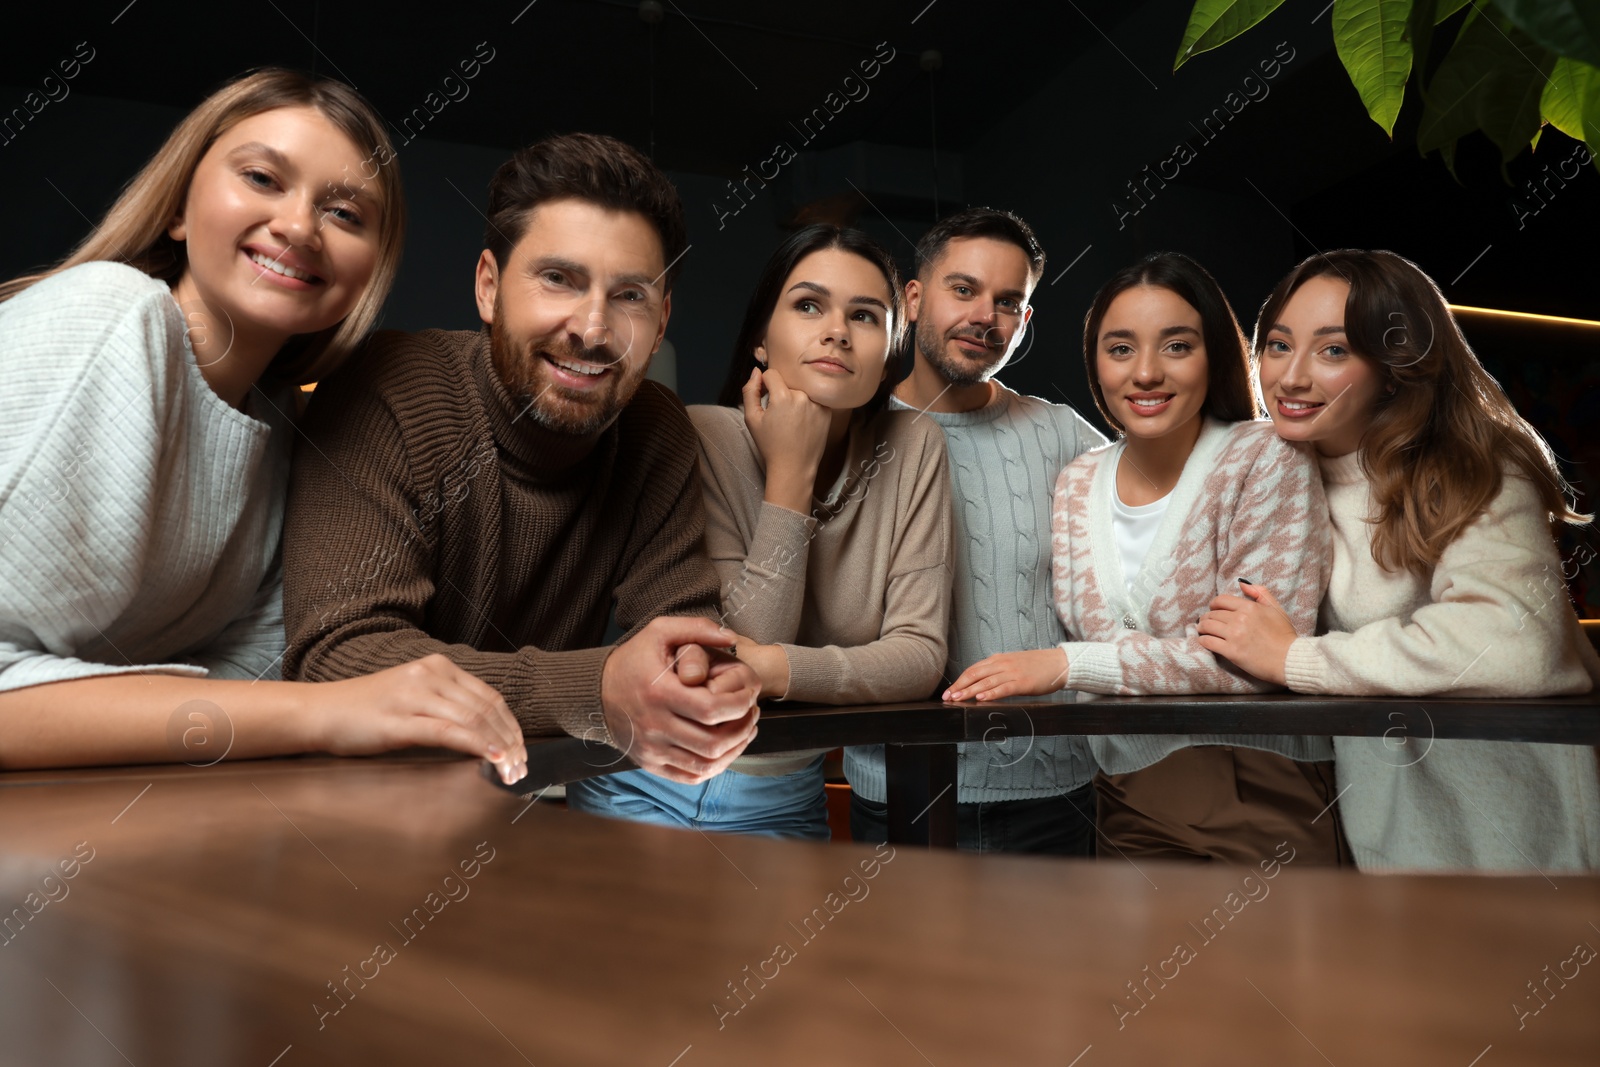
1050;418;1334;775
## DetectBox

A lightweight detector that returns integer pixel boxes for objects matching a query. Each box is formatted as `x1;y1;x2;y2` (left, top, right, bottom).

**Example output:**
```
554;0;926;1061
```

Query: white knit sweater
0;262;292;691
1285;450;1600;872
1052;418;1334;775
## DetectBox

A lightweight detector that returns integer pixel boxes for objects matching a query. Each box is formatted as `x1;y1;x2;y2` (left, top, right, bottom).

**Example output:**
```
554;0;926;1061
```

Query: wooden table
1;754;1594;1065
512;693;1600;847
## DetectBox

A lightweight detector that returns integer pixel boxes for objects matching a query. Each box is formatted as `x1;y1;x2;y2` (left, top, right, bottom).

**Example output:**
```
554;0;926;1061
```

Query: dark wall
0;86;796;405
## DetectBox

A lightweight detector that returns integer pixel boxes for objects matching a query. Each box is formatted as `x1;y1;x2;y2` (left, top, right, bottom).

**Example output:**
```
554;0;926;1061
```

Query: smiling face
475;197;670;436
167;106;382;357
1093;285;1209;440
907;236;1034;387
756;247;893;410
1258;273;1387;457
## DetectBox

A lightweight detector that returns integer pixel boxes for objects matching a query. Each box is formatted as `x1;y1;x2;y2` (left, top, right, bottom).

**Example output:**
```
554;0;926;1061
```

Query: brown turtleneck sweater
281;328;721;739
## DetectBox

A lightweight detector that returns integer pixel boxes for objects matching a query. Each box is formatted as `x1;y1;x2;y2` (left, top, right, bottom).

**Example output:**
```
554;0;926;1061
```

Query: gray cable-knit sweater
0;262;292;691
845;384;1107;804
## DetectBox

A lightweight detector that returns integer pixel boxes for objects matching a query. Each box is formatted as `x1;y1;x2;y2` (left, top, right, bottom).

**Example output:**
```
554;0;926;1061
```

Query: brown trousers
1096;746;1350;866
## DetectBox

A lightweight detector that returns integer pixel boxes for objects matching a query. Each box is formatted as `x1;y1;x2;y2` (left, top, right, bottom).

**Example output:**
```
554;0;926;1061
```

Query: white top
1285;450;1600;872
1110;474;1171;598
0;261;294;692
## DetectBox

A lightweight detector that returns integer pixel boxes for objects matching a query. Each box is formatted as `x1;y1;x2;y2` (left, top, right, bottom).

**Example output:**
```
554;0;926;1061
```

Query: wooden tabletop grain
0;753;1595;1065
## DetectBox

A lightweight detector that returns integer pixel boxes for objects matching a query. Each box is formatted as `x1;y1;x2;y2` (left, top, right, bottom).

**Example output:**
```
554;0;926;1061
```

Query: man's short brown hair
914;206;1046;288
484;133;688;290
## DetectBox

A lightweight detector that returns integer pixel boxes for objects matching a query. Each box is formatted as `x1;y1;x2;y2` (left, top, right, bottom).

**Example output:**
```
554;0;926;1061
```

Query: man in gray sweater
844;208;1107;854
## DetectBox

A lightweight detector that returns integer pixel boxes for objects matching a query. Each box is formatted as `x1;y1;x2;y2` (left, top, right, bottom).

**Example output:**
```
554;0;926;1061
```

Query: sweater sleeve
608;396;725;637
1061;433;1331;695
691;408;816;646
0;263;208;691
1284;474;1600;697
780;421;953;704
184;559;288;681
282;349;609;739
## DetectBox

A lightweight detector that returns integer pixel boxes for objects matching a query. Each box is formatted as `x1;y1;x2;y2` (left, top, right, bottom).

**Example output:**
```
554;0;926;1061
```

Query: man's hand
944;649;1069;702
1197;581;1295;685
599;617;760;784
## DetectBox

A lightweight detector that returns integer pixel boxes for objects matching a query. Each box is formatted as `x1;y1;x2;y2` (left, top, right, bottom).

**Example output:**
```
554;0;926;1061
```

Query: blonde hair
0;68;405;384
1254;249;1589;575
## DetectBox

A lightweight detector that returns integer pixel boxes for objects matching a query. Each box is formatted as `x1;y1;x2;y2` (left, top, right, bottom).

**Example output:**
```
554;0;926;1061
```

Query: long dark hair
1254;249;1588;575
717;225;905;419
1081;252;1257;434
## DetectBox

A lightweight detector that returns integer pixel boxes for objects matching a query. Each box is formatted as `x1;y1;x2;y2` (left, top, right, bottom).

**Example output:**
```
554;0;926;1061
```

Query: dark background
4;0;1596;608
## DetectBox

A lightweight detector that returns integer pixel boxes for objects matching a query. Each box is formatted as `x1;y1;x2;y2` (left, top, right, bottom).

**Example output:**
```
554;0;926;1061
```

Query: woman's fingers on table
945;650;1066;701
313;655;527;783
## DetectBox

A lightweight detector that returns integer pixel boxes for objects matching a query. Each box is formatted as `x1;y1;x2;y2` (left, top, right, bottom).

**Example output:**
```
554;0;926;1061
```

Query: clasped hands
588;370;826;784
595;617;769;784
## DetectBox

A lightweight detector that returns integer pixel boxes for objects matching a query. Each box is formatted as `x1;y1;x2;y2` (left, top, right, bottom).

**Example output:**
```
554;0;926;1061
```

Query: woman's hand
944;649;1069;702
1197;581;1296;685
742;366;831;514
305;654;528;784
716;635;790;702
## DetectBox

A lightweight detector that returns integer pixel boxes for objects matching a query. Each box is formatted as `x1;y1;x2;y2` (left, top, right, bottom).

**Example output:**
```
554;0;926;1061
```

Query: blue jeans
566;756;830;840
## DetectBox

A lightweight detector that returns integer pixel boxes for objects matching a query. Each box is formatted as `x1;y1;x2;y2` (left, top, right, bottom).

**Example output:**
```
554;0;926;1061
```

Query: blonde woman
0;69;527;781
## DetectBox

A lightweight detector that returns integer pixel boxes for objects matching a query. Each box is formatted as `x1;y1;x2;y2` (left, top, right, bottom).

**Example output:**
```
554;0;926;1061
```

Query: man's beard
488;318;640;436
915;317;1008;388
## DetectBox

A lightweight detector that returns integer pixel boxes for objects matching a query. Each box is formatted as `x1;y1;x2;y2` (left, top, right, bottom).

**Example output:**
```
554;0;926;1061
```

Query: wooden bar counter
512;693;1600;847
1;752;1595;1065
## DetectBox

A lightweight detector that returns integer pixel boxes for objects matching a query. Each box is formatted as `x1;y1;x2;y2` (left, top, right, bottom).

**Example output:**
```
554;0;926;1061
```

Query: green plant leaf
1439;137;1460;179
1541;55;1600;171
1541;56;1598;141
1489;0;1600;69
1418;11;1553;166
1174;0;1289;70
1335;0;1416;136
1435;0;1472;23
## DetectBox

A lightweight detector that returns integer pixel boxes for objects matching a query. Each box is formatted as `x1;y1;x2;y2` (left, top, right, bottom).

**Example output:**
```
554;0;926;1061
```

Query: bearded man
283;133;759;785
845;207;1108;854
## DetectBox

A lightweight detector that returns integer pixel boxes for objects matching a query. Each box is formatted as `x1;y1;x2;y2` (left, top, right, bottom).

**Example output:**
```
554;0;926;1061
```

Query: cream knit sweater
0;262;292;691
1052;418;1334;774
1285;450;1600;872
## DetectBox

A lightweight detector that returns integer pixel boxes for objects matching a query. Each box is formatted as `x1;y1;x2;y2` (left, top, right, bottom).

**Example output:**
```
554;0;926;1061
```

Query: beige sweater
691;405;953;775
1285;450;1600;872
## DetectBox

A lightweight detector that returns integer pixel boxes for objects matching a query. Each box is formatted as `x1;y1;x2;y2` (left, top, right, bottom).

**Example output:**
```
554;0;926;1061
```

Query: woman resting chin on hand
566;225;954;840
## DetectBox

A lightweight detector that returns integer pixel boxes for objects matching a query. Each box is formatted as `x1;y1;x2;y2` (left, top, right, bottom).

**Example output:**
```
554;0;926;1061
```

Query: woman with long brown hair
1200;249;1599;871
948;252;1344;865
0;69;526;781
